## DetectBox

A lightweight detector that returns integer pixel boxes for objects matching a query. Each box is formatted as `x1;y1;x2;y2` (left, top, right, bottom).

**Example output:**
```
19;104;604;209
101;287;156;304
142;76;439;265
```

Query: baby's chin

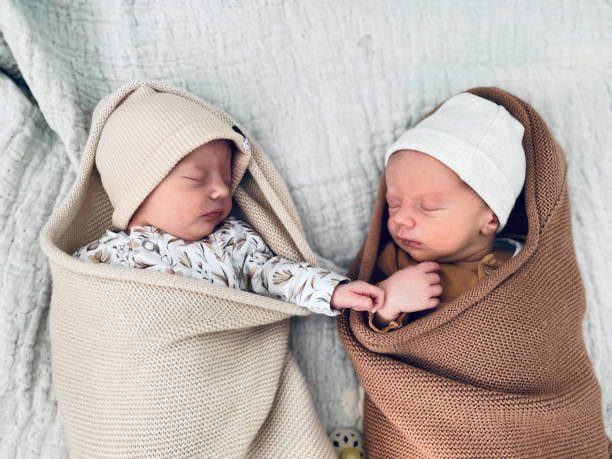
395;240;437;262
406;252;430;262
155;220;219;241
187;221;223;240
181;209;231;240
404;250;436;263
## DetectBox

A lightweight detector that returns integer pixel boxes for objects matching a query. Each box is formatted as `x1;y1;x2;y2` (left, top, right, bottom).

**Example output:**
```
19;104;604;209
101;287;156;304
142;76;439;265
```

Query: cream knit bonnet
384;92;526;232
94;83;251;230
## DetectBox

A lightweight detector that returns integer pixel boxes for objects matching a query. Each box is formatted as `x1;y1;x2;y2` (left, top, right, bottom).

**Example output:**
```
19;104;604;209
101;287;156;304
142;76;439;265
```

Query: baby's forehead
385;151;464;193
175;140;233;168
385;186;449;202
386;149;450;171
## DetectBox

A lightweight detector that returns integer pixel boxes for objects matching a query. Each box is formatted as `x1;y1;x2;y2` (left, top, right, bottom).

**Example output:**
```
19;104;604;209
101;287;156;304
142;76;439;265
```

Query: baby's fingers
418;261;440;273
411;297;440;312
414;297;440;311
428;297;440;309
355;283;385;312
349;295;374;311
427;272;441;285
349;282;385;310
371;288;385;312
350;280;379;295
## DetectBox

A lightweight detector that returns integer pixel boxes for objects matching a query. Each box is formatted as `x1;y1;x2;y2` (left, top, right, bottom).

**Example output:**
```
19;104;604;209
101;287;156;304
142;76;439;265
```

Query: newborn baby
73;85;384;316
371;92;525;331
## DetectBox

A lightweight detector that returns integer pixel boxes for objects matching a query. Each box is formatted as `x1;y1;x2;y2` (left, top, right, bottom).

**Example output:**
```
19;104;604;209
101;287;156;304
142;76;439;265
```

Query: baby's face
129;139;233;241
385;149;497;263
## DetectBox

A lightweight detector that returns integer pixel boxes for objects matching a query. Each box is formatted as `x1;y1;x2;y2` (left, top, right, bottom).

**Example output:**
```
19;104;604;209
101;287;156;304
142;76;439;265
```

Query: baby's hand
375;262;442;323
330;280;385;312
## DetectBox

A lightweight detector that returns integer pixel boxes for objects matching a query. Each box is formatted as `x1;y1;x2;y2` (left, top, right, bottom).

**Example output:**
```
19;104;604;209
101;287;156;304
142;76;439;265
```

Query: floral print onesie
73;216;348;316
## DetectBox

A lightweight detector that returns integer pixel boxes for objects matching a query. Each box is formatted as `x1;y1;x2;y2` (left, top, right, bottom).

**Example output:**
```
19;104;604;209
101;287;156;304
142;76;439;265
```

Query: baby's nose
209;183;230;200
394;215;416;233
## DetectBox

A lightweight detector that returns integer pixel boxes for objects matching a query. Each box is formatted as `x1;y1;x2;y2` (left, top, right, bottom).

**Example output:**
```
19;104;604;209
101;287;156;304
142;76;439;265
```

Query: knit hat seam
464;104;501;193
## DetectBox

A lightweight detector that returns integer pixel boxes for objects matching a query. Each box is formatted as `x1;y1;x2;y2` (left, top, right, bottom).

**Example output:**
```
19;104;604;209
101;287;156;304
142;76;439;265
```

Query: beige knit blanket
39;80;336;458
338;87;612;458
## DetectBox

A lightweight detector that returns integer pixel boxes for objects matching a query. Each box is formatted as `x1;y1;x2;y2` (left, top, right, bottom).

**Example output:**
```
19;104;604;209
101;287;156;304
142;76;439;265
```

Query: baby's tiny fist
331;281;384;312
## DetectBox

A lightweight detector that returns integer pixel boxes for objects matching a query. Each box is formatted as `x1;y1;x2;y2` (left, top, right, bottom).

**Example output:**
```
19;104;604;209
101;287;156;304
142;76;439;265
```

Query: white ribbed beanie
95;84;251;230
383;92;525;232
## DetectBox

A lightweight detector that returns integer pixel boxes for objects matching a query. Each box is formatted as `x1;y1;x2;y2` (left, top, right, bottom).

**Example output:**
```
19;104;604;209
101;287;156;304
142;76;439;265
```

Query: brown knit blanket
338;87;612;458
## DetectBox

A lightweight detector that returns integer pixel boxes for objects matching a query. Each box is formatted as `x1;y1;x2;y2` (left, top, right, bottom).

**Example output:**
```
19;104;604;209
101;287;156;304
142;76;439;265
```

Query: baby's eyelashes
420;205;443;212
386;198;401;208
387;202;444;213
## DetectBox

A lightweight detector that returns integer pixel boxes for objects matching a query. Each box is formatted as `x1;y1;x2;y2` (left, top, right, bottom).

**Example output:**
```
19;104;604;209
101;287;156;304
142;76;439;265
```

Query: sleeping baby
73;84;394;316
337;89;612;458
369;92;525;331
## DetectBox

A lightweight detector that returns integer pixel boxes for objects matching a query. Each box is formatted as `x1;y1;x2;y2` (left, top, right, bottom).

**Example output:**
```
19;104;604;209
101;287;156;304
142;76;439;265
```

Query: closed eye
386;196;400;207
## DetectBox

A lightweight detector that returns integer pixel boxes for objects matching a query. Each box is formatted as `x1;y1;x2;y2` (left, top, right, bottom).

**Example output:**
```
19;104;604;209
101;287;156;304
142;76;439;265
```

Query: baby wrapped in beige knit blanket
40;80;384;457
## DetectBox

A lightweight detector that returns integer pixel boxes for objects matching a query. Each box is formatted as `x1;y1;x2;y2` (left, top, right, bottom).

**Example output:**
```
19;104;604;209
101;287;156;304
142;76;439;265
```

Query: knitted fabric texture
337;87;612;458
39;80;336;458
94;84;250;230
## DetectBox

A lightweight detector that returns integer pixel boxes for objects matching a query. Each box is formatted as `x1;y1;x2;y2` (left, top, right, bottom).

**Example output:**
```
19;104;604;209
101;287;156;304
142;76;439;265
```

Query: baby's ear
481;209;499;236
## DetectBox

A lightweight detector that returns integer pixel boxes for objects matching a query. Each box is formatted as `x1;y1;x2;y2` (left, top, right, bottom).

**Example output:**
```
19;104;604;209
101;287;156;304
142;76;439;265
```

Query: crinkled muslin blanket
37;80;336;457
338;87;612;458
1;1;611;456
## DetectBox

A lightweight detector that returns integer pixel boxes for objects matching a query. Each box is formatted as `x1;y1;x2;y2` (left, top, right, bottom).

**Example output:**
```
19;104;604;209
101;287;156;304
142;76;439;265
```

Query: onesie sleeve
72;231;132;268
238;222;349;316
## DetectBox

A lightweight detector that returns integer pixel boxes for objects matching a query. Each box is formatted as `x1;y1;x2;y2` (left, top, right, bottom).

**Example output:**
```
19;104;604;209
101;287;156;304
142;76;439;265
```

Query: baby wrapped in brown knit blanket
338;87;612;458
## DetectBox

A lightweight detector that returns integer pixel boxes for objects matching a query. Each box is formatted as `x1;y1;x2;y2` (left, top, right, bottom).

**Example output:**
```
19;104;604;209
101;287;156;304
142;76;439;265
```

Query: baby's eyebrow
420;193;445;202
178;163;207;173
386;191;445;202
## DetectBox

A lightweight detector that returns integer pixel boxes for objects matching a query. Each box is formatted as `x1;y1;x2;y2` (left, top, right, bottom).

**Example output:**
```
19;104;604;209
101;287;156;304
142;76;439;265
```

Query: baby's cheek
423;221;452;245
185;190;207;210
387;214;397;230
